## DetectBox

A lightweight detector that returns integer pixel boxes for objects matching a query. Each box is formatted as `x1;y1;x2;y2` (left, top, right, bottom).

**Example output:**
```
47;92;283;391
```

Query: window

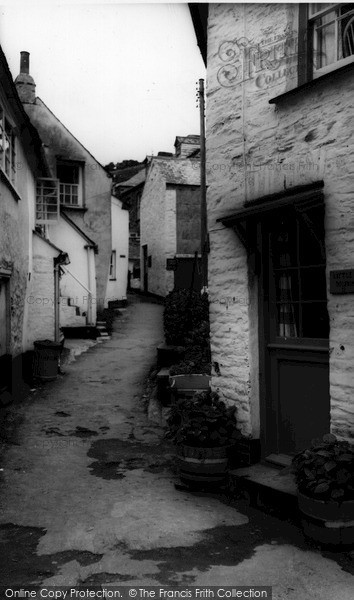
0;105;16;185
36;178;60;224
109;251;116;279
56;161;83;206
270;208;329;340
308;3;354;78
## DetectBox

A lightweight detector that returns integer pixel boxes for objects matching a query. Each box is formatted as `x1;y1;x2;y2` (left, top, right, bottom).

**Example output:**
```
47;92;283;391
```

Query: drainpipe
54;262;60;342
85;245;93;325
54;252;71;342
198;78;208;290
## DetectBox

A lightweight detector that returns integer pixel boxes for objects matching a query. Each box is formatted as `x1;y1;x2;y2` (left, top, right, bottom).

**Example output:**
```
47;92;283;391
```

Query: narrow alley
0;297;353;597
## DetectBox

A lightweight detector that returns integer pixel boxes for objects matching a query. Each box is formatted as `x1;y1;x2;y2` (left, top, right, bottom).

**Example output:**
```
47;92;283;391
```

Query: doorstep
229;462;299;519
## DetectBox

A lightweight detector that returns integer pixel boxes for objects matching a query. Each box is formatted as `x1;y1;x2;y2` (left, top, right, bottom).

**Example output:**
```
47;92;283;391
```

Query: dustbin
33;340;62;381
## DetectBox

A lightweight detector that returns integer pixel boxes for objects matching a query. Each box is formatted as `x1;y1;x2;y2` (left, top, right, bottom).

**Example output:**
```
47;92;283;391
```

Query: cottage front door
0;276;10;391
260;207;330;458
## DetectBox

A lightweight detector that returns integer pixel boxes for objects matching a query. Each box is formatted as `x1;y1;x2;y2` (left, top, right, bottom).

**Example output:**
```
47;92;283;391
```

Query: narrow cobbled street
0;296;353;597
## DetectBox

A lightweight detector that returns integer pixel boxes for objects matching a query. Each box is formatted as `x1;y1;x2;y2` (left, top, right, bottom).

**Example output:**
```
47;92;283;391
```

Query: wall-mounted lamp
54;251;70;267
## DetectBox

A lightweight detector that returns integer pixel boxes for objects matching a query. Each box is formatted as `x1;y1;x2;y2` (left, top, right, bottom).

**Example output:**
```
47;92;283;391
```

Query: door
0;277;10;391
142;244;148;293
260;206;330;457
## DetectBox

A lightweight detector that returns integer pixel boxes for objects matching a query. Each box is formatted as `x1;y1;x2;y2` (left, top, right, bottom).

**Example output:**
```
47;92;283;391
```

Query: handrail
61;266;93;325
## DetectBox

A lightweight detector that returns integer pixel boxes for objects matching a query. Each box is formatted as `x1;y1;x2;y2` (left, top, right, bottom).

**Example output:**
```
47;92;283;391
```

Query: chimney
15;51;36;104
20;51;30;74
174;135;200;158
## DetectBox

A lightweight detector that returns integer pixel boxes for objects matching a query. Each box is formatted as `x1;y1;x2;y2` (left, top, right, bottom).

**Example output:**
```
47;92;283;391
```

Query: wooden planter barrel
177;445;229;487
298;492;354;546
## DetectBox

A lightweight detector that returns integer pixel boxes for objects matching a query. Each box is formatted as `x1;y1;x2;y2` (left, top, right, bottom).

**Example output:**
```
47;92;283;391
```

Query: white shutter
36;178;59;224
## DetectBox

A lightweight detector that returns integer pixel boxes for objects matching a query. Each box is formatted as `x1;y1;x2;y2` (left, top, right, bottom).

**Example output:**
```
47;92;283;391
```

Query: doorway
142;244;148;293
0;276;10;391
259;206;330;457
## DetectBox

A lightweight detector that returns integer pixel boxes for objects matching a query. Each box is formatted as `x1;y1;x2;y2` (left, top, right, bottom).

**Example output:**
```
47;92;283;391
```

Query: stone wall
140;161;175;296
140;159;201;297
206;3;354;440
0;87;35;358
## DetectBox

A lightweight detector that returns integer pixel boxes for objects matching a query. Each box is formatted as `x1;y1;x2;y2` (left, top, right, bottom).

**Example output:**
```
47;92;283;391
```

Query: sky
0;1;205;165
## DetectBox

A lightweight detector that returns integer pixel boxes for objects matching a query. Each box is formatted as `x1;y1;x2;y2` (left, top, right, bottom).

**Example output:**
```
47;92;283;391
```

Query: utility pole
198;78;208;291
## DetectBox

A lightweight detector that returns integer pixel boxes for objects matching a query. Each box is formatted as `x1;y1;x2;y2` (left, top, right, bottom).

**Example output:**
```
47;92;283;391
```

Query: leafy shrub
163;290;209;346
167;390;241;448
169;345;211;375
292;434;354;502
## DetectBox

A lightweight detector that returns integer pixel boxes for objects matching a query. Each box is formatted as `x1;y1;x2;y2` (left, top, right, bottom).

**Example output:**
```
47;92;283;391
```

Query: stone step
60;304;86;327
229;463;298;518
96;322;109;338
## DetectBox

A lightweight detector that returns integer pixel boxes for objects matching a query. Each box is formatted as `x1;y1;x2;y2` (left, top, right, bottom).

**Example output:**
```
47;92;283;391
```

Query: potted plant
162;291;211;404
292;434;354;545
167;390;242;487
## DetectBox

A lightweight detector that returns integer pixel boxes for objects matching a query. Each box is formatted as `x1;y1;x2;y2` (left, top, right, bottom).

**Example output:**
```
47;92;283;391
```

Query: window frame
0;103;17;187
56;159;84;207
109;250;117;280
299;3;354;84
35;178;60;225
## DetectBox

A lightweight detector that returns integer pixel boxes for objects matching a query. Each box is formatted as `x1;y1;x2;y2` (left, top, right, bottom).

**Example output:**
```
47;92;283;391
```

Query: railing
36;178;60;224
60;183;79;206
61;266;93;325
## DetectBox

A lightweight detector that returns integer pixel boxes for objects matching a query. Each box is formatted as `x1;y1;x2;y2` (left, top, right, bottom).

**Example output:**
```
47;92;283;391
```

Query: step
61;326;98;340
95;322;110;338
60;305;86;327
229;463;298;518
108;298;127;309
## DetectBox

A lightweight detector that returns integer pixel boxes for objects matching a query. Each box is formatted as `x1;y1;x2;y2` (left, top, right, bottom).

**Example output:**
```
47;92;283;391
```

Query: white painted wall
47;217;97;324
25;234;58;347
105;196;129;305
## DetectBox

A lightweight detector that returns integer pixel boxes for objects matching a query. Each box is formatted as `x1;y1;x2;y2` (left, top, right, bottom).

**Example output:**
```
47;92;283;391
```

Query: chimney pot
20;51;30;74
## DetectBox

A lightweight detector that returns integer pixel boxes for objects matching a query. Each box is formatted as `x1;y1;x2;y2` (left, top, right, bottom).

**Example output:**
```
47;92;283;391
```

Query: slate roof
116;168;146;188
174;134;200;147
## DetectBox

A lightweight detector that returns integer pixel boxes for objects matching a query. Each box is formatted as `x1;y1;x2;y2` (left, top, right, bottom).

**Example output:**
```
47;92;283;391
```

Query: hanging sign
330;269;354;294
166;258;177;271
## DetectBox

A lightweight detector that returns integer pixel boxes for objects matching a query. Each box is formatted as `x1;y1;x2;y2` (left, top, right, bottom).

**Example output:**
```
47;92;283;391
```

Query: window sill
60;204;87;212
0;169;21;201
269;61;354;104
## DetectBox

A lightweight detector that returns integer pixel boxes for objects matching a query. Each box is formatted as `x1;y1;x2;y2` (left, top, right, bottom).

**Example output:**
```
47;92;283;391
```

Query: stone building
0;45;65;398
191;3;354;461
139;138;201;297
15;52;127;314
